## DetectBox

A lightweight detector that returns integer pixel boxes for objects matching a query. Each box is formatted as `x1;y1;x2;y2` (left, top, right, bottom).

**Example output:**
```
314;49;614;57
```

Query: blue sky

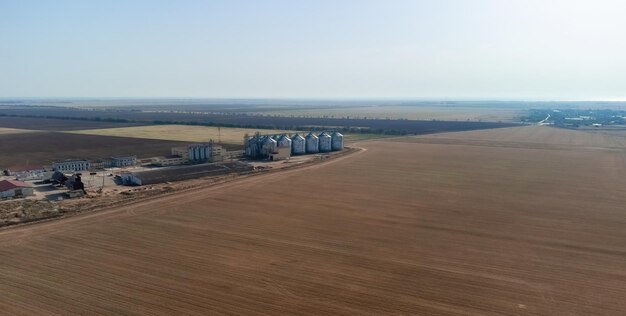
1;0;625;99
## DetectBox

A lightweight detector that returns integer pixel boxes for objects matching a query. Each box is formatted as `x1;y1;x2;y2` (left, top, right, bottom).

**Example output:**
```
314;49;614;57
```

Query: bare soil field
401;125;626;150
0;132;203;169
0;116;146;131
577;126;626;139
67;125;299;144
1;126;625;315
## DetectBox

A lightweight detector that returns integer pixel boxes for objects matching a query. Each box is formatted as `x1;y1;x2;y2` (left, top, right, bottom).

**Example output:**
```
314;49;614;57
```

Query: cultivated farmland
67;125;299;144
1;126;625;315
0;127;36;135
402;125;626;149
0;106;517;134
0;116;146;131
0;132;200;169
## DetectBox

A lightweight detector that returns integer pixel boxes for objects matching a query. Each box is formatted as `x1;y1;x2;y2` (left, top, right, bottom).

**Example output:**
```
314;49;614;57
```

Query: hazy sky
1;0;625;99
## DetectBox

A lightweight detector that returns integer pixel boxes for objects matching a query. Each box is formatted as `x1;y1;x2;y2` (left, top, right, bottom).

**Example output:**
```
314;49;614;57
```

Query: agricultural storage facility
244;131;343;160
305;132;319;153
0;180;34;199
118;162;253;186
52;160;91;172
171;142;225;163
291;134;306;154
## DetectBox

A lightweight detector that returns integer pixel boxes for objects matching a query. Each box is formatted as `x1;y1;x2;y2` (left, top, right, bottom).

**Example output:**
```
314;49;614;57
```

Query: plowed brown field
1;126;626;315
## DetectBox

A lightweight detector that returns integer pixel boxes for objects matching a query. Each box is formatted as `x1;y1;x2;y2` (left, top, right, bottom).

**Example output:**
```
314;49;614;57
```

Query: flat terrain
0;132;197;169
0;116;145;131
403;125;626;149
0;127;36;135
0;107;517;134
1;126;626;315
68;125;298;144
247;105;522;121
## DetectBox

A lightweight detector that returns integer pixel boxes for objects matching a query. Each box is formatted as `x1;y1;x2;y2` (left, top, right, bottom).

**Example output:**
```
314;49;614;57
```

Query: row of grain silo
244;131;343;159
187;142;213;161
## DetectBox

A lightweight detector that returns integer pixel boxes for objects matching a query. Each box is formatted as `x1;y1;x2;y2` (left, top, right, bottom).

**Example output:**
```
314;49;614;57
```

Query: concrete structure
118;172;142;186
119;162;253;186
151;156;186;167
318;132;332;152
291;134;306;155
171;146;191;160
111;156;137;167
0;180;34;199
270;146;291;161
331;131;344;151
52;160;90;172
90;160;110;169
5;166;49;181
172;142;225;163
210;145;226;162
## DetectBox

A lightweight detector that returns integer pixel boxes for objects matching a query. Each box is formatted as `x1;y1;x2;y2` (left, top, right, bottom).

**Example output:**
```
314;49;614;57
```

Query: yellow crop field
0;127;38;135
67;125;300;144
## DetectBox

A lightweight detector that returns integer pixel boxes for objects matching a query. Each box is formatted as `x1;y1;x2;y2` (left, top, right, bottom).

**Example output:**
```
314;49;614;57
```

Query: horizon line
1;97;626;103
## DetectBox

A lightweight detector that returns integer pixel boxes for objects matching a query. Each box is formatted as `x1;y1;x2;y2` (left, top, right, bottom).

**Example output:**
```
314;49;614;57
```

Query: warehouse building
0;180;34;199
170;142;226;164
119;162;253;186
4;165;49;181
270;146;291;161
151;155;186;167
111;156;137;167
52;160;91;172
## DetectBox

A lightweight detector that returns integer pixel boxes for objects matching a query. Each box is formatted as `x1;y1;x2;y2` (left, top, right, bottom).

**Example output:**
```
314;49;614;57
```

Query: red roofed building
0;180;35;199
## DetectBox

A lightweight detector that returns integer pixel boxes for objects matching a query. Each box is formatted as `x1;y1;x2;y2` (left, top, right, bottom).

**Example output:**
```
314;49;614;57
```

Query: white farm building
0;180;34;199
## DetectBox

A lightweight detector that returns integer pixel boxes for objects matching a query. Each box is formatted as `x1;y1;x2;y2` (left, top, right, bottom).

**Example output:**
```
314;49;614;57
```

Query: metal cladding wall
246;131;340;159
260;136;277;158
187;147;194;160
331;131;344;151
277;134;292;148
245;136;260;158
318;132;332;152
305;133;319;153
188;143;212;161
291;134;306;154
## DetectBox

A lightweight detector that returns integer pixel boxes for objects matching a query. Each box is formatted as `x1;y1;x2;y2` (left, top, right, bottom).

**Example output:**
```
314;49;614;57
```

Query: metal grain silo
188;145;200;161
245;136;259;158
277;134;292;148
291;134;306;155
260;136;277;158
305;132;319;153
205;143;212;159
331;131;344;151
318;132;332;152
187;146;194;160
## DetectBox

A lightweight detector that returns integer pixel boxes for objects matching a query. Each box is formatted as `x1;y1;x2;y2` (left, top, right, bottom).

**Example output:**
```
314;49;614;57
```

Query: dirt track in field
1;126;626;315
